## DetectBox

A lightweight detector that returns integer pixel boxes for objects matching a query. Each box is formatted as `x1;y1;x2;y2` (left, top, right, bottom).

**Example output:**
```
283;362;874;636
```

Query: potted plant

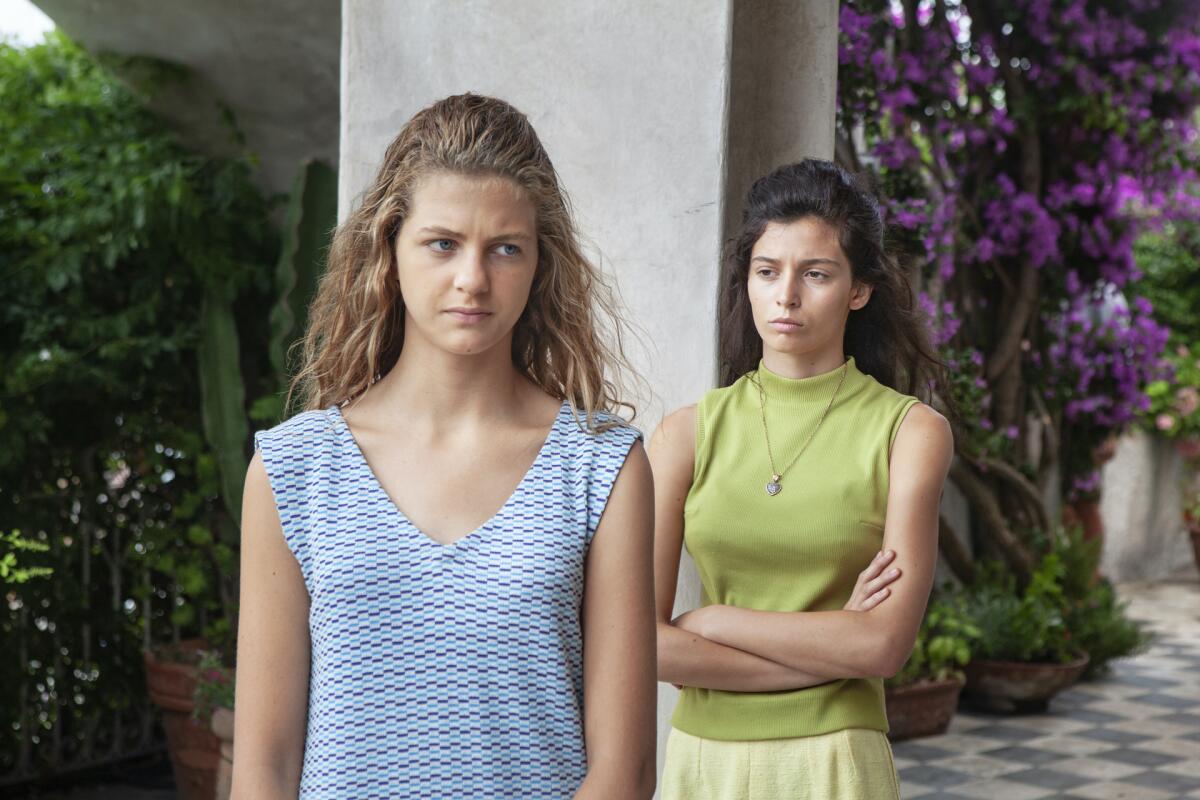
957;554;1089;713
144;639;222;800
140;449;236;800
1185;488;1200;574
1053;526;1151;680
885;597;979;740
194;650;236;800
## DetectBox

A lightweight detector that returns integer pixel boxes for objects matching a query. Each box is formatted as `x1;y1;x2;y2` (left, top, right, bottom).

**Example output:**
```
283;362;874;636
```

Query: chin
758;326;808;346
441;332;509;357
761;329;838;358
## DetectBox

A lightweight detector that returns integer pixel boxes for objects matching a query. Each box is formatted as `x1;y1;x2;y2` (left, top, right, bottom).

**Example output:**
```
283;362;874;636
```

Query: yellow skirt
660;727;901;800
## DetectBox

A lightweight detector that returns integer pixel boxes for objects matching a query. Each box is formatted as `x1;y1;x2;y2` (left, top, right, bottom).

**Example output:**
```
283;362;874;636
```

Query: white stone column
1101;430;1198;582
340;0;839;786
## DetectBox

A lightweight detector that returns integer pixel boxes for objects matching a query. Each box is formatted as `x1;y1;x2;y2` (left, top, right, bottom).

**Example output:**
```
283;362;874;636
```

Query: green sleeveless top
672;356;919;741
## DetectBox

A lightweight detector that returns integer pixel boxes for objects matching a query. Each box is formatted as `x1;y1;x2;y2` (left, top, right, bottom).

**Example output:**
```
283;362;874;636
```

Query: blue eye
429;239;455;252
495;243;521;257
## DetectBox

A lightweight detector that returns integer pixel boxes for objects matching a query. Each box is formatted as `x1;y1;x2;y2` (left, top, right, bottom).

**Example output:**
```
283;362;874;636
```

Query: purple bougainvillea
838;0;1200;527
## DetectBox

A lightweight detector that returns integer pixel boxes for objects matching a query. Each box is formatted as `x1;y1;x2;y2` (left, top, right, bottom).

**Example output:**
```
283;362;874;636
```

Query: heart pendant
766;481;782;496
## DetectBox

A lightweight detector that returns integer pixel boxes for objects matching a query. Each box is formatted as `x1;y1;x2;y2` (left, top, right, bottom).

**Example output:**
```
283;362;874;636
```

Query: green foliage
939;345;1014;460
956;527;1148;672
0;531;53;585
198;283;250;523
192;649;235;725
0;33;277;776
1135;223;1200;350
268;159;338;409
887;596;980;688
957;555;1078;664
1141;346;1200;443
1050;527;1151;678
1134;222;1200;533
1135;221;1200;444
1067;579;1150;680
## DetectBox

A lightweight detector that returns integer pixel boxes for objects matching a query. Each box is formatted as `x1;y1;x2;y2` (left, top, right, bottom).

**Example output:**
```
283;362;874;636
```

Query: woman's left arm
574;440;657;800
679;405;953;679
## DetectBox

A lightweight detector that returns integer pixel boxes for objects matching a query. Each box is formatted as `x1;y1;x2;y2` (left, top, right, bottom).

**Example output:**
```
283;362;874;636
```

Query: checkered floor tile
896;577;1200;800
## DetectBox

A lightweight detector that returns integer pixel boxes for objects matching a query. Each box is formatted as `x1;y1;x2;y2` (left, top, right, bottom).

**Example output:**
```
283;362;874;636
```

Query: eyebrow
417;225;534;242
751;255;843;267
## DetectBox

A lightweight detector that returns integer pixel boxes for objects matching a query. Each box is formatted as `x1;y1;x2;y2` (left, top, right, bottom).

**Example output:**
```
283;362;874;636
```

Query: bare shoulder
615;438;652;487
900;402;950;433
241;450;284;539
648;404;697;460
892;403;954;472
593;438;653;544
242;450;272;505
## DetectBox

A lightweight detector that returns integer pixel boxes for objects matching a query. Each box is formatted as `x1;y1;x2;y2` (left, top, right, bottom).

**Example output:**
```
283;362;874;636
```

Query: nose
452;247;490;296
776;270;802;308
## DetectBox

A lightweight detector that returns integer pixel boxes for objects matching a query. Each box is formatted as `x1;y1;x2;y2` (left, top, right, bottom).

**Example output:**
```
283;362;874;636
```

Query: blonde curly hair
289;93;636;431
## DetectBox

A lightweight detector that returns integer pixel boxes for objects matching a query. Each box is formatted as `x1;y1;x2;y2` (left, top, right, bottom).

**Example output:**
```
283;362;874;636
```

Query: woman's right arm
230;452;310;800
650;407;830;692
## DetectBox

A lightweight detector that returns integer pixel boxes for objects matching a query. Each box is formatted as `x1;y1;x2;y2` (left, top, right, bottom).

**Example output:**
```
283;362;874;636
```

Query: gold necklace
750;360;848;496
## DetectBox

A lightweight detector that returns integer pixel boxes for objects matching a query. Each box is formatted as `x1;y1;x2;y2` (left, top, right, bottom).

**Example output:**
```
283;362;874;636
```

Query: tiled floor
896;577;1200;800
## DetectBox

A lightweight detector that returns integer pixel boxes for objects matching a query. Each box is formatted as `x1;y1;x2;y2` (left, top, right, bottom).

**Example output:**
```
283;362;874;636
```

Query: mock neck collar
752;356;858;401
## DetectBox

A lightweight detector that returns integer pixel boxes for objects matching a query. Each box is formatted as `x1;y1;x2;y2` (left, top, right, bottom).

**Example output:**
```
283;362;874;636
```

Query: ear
849;281;873;311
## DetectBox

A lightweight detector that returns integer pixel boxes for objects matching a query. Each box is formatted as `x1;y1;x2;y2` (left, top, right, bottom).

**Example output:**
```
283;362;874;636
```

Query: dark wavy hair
718;159;945;404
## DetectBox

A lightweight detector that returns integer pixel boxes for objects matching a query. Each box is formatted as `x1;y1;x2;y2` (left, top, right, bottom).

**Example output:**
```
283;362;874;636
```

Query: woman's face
394;171;538;358
746;217;871;360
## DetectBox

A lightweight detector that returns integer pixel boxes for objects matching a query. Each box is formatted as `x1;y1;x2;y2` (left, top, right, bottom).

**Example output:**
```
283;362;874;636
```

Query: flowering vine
838;0;1200;573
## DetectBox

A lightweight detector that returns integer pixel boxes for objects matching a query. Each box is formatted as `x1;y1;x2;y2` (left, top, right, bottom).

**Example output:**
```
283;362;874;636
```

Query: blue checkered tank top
252;400;642;798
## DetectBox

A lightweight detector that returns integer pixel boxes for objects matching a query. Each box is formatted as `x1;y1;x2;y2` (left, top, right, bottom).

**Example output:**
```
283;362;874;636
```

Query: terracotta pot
211;706;235;800
885;676;964;741
1063;500;1104;545
1188;520;1200;575
143;639;220;800
962;653;1090;714
1176;438;1200;462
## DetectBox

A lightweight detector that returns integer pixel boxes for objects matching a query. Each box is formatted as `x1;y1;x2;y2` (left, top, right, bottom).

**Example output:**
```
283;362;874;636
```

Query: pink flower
1157;413;1177;431
1176;387;1200;417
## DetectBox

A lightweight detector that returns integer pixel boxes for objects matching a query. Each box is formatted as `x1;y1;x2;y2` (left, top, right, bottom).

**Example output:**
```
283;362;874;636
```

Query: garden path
900;576;1200;799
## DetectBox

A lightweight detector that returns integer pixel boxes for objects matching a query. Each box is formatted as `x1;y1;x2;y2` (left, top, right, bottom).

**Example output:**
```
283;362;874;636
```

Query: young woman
651;159;954;798
232;94;656;799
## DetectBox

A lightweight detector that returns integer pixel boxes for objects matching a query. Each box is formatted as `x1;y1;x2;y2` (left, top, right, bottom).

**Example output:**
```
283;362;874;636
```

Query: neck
356;330;528;427
761;345;847;380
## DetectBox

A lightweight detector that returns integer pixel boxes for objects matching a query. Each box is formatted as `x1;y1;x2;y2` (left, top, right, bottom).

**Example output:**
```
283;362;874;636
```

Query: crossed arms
649;402;953;692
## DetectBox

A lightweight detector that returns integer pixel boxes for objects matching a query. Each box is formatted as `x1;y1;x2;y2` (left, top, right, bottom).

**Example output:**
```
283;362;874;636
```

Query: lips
769;318;803;332
445;308;492;323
